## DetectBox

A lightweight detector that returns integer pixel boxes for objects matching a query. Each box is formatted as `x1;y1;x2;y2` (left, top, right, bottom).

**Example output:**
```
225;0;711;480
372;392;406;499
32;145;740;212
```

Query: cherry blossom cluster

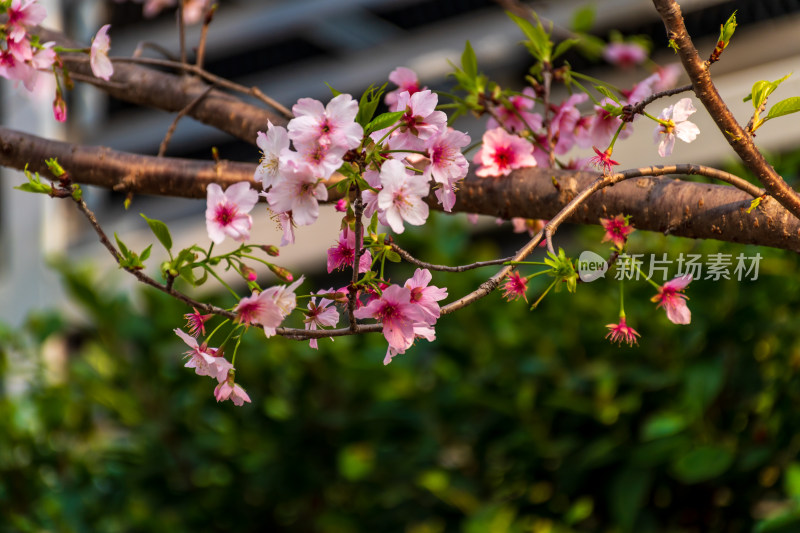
0;0;113;121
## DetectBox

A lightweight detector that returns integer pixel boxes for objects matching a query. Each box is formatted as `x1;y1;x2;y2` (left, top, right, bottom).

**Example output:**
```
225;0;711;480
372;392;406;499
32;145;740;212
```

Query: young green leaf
594;85;620;104
766;96;800;120
571;4;595;33
461;40;478;80
140;213;173;252
749;74;791;109
507;11;552;63
364;110;405;137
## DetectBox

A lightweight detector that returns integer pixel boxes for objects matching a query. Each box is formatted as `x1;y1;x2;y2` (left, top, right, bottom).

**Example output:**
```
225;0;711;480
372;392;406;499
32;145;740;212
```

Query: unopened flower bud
268;264;293;282
334;198;347;212
52;94;67;122
241;266;257;282
261;244;280;257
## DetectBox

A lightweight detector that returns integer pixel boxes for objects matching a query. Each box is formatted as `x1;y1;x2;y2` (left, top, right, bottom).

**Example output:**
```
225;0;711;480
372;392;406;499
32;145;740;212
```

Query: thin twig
133;41;177;60
158;85;214;157
195;3;217;69
390;243;512;272
109;55;293;119
177;1;187;66
628;84;693;116
652;0;800;220
440;162;764;315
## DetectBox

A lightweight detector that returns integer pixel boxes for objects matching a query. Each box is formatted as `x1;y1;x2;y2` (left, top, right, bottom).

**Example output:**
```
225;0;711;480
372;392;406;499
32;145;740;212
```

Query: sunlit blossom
652;275;692;324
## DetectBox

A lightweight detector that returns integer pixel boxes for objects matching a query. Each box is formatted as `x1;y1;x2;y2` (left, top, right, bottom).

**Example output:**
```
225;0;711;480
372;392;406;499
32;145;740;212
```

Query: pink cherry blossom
279;212;295;247
234;290;285;336
327;228;372;273
600;214;634;249
374;90;447;149
284;140;346;180
423;128;471;185
502;272;529;302
383;325;436;365
586;98;631;148
603;42;648;68
6;0;47;43
214;379;251;406
551;93;588;154
90;25;114;81
255;121;290;189
261;276;303;317
404;268;447;326
353;284;426;353
377;159;430;234
184;307;213;336
265;161;328;227
589;146;619;175
385;66;423;111
474;127;537;178
288;94;362;150
205;182;258;244
652;275;692;324
653;98;700;157
304;296;339;349
487;87;542;133
174;328;232;382
605;316;641;346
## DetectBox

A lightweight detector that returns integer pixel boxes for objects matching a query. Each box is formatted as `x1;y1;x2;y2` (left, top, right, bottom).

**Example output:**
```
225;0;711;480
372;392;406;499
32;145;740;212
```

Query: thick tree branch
652;0;800;220
38;27;284;144
2;126;798;251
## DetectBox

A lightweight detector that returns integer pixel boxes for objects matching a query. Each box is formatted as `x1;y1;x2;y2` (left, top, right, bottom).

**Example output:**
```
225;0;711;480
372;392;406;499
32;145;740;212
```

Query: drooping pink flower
377;159;430;234
423;128;471;185
605;316;641;346
652;275;692;324
6;0;47;43
255;121;290;189
502;272;528;302
260;276;303;319
184;307;213;336
353;284;426;353
652;63;682;93
174;328;232;382
214;377;251;406
90;25;114;81
487;87;543;134
474;127;537;178
600;214;634;249
383;325;436;365
404;268;447;326
279;212;295;247
265;161;328;227
288;94;363;150
385;67;423;111
205;182;258;244
589;146;620;175
654;98;700;157
327;228;372;273
234;290;285;336
603;42;648;68
304;296;340;349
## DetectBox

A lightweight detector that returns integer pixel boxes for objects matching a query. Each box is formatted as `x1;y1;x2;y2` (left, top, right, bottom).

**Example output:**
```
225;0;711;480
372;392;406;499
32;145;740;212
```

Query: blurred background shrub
2;209;800;533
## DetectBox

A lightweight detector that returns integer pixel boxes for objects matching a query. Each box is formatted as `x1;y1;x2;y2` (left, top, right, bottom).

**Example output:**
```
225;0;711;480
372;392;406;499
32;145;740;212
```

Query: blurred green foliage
2;210;800;533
